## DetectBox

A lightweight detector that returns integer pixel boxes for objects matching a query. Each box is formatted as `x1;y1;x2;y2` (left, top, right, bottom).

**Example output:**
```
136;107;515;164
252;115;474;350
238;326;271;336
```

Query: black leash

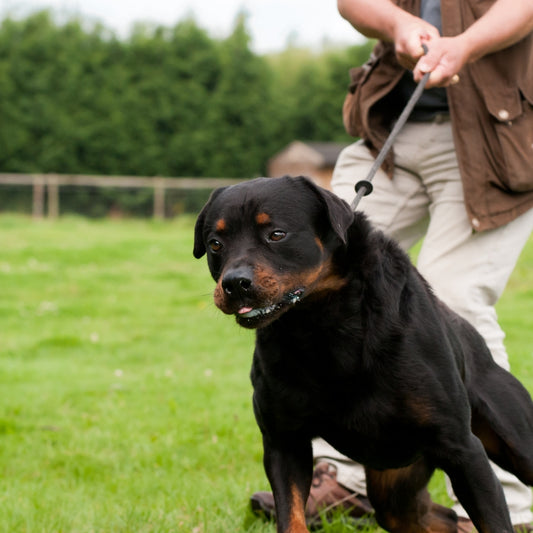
351;46;431;211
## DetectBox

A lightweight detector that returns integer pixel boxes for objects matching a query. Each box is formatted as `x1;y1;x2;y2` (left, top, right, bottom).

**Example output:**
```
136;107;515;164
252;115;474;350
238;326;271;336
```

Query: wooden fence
0;173;245;218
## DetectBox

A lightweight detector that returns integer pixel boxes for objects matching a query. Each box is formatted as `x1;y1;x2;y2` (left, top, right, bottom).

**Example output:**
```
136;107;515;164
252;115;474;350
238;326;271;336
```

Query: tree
0;10;373;187
203;13;279;177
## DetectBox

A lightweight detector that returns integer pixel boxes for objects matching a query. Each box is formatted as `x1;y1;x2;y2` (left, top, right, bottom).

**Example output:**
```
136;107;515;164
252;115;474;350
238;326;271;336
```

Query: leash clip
354;180;373;196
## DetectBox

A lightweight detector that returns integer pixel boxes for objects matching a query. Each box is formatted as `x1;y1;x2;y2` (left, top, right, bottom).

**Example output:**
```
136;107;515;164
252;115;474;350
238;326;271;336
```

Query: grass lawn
0;214;531;533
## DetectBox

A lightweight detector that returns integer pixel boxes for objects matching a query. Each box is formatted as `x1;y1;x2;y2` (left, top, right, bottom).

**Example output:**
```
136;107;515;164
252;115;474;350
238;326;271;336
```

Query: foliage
0;10;371;181
0;10;375;215
266;41;374;143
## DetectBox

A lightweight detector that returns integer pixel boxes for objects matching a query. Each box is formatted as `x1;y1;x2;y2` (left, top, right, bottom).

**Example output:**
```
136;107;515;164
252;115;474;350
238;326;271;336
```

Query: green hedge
0;10;373;215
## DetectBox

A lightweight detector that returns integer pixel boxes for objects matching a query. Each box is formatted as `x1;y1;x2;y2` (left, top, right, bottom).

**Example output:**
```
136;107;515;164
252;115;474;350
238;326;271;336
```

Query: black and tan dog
193;176;533;533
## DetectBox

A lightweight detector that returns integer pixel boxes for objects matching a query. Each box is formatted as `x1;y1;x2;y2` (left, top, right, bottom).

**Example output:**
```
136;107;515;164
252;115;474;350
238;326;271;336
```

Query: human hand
413;36;469;88
393;18;441;70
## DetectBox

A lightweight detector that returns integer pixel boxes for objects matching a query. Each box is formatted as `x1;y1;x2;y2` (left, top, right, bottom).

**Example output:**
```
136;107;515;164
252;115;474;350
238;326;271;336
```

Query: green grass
0;215;531;533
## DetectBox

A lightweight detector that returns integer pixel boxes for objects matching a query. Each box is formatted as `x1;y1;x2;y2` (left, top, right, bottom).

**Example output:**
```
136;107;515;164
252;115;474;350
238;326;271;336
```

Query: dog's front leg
262;434;313;533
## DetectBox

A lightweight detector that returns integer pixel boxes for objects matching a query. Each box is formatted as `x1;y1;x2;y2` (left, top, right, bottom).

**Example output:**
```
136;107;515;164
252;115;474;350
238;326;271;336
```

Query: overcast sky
1;0;366;53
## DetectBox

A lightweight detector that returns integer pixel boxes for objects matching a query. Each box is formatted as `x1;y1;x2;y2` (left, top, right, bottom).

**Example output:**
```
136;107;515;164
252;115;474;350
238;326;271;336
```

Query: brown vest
342;0;533;230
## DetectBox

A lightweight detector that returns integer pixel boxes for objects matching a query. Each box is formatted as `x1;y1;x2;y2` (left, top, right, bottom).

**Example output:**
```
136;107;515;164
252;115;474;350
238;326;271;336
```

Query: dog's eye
209;239;223;252
269;231;286;242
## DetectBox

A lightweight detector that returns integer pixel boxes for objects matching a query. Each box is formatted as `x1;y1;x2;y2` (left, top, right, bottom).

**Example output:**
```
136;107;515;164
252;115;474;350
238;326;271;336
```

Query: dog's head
194;176;354;329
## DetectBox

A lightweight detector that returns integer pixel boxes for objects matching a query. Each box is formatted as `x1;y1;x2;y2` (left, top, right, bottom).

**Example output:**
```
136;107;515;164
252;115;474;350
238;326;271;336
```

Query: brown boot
250;462;374;529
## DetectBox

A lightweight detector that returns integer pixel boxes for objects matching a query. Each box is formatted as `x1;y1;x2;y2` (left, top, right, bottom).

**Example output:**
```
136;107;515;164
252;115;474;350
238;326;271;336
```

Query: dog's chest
252;336;431;469
256;368;425;468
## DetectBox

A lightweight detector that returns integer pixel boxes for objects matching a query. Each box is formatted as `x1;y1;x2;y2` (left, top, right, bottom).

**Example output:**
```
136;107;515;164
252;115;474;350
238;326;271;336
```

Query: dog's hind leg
436;432;514;533
365;458;457;533
469;365;533;486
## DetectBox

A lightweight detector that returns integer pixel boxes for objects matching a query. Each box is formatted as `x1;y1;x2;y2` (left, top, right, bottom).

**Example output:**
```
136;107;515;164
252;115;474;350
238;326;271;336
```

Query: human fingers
415;64;460;88
413;38;466;87
394;20;439;69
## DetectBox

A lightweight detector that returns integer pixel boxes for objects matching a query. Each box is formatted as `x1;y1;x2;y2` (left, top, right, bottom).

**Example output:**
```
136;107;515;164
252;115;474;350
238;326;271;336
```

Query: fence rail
0;173;245;218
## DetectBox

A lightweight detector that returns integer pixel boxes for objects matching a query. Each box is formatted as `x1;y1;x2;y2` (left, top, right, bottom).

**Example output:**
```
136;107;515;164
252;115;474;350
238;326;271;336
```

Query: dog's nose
222;267;253;298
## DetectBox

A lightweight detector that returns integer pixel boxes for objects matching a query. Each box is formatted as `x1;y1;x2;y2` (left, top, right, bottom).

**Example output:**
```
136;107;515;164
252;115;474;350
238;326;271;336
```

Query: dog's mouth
234;288;304;328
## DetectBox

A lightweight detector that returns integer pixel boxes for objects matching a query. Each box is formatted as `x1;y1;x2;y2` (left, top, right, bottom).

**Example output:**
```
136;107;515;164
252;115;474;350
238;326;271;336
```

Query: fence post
32;175;45;219
153;178;166;219
47;175;59;218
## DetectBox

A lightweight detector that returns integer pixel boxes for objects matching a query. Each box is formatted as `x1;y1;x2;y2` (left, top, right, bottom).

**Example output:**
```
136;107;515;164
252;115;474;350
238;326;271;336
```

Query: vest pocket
486;89;533;193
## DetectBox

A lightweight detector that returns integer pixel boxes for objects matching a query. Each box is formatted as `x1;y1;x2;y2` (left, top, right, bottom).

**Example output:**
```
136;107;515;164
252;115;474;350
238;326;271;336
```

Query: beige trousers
314;118;533;523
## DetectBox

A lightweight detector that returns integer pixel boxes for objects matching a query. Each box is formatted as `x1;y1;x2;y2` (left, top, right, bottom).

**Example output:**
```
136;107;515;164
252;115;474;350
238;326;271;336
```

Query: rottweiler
193;175;533;533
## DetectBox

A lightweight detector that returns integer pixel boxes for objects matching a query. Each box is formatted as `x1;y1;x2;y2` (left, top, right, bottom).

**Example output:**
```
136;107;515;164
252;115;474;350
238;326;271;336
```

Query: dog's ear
193;187;227;259
296;176;354;244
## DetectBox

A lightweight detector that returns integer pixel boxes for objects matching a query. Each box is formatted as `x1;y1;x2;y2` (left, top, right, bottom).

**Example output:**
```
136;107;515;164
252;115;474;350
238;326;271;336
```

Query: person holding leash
251;0;533;530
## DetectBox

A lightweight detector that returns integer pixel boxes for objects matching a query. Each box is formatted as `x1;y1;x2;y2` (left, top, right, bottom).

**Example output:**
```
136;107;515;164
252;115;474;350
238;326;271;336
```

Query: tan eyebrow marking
256;212;271;225
215;218;226;232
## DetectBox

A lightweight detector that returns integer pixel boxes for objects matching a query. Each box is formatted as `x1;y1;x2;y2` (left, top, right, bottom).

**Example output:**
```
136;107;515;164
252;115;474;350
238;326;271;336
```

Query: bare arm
415;0;533;85
455;0;533;61
338;0;533;88
337;0;440;69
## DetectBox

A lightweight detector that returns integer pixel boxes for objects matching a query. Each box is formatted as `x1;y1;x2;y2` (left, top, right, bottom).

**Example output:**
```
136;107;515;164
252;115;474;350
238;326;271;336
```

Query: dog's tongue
238;306;253;315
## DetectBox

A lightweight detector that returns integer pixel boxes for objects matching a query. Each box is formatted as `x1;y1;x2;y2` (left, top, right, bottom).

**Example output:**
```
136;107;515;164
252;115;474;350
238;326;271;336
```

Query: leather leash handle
351;45;431;211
